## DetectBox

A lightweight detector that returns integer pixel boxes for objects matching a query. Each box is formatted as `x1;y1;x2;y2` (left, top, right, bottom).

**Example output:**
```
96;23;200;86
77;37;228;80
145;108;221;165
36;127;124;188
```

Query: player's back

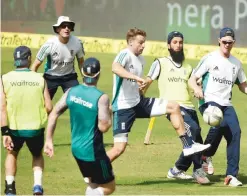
112;48;145;111
66;84;106;161
2;69;47;130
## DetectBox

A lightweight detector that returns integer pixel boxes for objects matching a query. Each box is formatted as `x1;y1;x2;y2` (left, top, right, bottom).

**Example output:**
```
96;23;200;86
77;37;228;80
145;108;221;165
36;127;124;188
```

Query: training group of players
1;15;247;195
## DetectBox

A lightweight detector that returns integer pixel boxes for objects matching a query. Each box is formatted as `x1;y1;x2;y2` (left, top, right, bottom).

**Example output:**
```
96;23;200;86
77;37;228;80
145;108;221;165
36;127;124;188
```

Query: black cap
13;46;32;66
167;31;184;44
82;57;100;84
219;27;235;39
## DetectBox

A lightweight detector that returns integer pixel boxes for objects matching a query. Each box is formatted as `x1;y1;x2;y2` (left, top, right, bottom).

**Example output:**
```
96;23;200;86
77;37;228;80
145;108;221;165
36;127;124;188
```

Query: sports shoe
224;175;243;187
33;185;44;195
202;156;214;175
183;142;211;157
193;168;210;184
4;180;16;195
167;168;193;180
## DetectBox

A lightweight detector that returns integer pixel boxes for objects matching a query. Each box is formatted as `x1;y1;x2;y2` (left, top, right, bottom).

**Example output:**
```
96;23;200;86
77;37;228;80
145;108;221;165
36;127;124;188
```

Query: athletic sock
6;176;15;185
179;133;193;148
34;170;42;186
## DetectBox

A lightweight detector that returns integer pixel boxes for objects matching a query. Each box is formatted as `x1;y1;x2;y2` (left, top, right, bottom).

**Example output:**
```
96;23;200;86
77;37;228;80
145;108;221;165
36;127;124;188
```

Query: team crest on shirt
233;67;236;75
52;52;58;58
70;50;74;56
129;64;134;69
170;68;175;72
213;66;219;71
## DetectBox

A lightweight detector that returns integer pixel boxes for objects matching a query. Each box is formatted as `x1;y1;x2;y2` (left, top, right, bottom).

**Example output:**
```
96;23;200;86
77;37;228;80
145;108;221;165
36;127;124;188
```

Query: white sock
85;186;104;196
6;176;15;184
34;170;42;186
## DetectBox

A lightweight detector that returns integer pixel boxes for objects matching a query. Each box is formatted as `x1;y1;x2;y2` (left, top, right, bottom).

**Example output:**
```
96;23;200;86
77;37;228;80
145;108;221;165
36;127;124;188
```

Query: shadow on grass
54;143;114;147
117;178;215;186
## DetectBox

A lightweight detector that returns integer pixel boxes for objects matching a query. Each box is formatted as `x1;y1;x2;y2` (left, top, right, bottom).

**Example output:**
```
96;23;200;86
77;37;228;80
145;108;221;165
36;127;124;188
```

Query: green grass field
1;48;247;195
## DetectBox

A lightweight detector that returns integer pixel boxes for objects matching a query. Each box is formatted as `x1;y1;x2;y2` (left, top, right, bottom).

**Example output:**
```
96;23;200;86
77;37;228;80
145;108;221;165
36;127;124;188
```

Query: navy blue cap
219;27;235;39
167;31;184;44
82;57;101;84
13;46;32;66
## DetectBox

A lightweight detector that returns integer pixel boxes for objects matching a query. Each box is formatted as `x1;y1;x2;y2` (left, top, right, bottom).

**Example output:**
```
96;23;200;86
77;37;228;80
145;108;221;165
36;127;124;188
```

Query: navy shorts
44;73;79;99
74;156;115;184
10;130;44;157
113;96;155;135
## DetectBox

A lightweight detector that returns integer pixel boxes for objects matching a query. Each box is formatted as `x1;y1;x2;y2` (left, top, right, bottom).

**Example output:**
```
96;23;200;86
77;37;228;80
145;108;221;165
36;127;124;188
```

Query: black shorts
74;156;115;184
44;73;79;99
113;96;155;135
10;130;44;157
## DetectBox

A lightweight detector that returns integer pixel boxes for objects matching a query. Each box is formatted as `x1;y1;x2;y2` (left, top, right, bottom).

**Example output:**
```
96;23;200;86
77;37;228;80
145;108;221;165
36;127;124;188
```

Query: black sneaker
4;180;16;195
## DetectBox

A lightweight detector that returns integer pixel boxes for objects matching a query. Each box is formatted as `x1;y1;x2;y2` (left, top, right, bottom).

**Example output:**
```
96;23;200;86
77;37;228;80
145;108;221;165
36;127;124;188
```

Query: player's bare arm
44;81;53;114
46;89;69;140
98;94;112;133
31;59;43;72
77;57;84;71
188;75;204;99
44;89;69;157
141;77;153;95
238;82;247;94
0;78;14;151
112;62;145;84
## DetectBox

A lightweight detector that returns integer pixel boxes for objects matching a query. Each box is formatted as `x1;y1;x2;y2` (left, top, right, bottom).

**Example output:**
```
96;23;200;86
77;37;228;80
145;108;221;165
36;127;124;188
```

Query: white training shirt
112;48;145;111
193;50;246;106
36;35;85;76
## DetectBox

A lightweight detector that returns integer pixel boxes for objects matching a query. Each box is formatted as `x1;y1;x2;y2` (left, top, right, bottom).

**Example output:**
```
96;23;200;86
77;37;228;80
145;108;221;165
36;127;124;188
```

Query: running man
143;31;210;184
106;27;211;163
31;16;85;99
44;57;116;195
189;27;247;186
1;46;52;195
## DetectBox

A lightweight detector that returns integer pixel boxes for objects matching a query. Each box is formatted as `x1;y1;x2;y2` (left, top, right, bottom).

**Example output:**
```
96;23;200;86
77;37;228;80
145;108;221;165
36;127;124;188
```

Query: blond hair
126;28;146;43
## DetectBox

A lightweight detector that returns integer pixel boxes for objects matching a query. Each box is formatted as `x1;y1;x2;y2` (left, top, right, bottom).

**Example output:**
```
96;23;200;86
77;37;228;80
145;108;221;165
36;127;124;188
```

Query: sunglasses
221;40;234;45
60;24;73;30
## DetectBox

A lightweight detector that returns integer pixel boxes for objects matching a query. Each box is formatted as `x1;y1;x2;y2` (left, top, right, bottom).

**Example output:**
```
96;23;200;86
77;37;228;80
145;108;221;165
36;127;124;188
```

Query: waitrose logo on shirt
10;80;39;86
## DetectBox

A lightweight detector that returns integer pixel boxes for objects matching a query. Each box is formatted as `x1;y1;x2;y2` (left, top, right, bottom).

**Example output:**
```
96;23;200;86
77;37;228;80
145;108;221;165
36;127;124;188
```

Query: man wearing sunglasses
189;27;247;186
31;16;85;99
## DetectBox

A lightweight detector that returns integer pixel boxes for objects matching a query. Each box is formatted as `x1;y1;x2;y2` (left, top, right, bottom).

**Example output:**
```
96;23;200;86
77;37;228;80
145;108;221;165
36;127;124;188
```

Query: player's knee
167;101;180;114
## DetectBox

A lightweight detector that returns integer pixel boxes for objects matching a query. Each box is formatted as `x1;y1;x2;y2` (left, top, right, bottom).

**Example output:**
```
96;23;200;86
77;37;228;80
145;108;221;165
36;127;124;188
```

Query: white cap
52;16;75;33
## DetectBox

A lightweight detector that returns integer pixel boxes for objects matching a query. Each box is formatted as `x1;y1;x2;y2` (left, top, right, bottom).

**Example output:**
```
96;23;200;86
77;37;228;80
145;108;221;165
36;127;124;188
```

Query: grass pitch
1;48;247;195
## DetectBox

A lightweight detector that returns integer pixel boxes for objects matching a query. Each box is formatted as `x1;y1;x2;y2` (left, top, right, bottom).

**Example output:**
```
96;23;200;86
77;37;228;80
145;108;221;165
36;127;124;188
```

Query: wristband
1;126;10;136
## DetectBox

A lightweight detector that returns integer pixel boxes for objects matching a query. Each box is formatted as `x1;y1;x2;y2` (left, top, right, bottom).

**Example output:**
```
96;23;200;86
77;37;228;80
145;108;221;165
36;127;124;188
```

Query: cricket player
31;16;85;99
144;31;210;184
189;27;247;187
1;46;52;195
44;57;115;195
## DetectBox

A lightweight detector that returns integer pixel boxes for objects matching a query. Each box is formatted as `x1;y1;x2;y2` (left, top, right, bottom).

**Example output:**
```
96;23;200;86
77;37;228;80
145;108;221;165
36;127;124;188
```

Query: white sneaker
193;168;210;184
167;168;193;180
224;175;243;187
183;142;211;157
202;156;214;175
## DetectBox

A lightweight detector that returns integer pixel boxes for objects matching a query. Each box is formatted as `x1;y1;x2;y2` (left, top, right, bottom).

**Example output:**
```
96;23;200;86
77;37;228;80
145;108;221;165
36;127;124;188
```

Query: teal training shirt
66;84;106;161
